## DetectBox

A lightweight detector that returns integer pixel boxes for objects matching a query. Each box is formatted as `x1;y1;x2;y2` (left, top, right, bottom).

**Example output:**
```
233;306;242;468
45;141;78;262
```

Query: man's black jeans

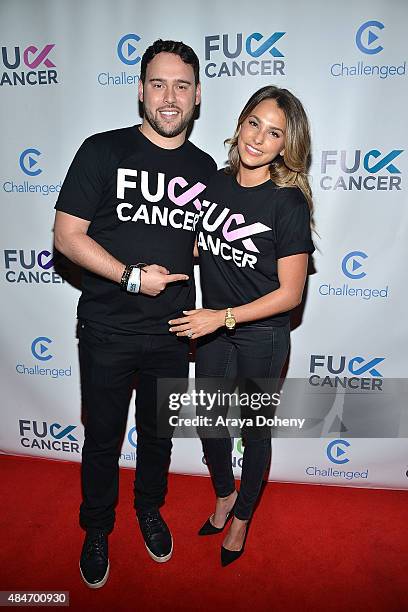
196;324;290;521
78;320;189;531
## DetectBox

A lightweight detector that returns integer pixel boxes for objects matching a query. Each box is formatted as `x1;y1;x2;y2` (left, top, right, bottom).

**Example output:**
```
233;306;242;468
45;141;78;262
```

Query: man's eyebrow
249;114;285;133
148;78;192;85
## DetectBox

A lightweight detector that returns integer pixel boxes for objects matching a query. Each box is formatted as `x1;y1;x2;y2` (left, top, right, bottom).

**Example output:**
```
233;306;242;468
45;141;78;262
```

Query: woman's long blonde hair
225;85;314;222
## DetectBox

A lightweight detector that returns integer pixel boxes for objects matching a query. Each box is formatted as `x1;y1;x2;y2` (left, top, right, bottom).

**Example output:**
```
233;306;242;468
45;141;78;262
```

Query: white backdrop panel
1;0;407;489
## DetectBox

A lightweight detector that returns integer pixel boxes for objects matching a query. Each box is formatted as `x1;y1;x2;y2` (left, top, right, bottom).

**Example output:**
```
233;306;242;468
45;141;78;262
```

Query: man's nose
164;87;176;105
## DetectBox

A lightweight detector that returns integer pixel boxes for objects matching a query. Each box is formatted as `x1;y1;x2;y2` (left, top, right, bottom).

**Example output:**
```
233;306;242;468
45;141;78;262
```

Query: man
54;39;216;588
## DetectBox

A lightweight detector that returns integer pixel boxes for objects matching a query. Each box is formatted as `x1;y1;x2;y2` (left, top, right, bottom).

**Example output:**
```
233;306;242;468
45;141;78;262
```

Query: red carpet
0;454;407;611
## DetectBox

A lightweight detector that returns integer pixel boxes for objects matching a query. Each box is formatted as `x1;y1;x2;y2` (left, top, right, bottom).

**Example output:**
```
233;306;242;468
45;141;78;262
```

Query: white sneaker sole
79;560;110;589
145;535;173;563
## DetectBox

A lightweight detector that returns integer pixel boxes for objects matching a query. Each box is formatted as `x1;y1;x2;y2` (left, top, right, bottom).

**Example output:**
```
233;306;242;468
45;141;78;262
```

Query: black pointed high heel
198;495;237;536
221;519;249;567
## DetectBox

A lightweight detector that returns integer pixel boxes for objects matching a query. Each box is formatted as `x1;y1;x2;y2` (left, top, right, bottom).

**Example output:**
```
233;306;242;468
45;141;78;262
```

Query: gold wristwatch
225;307;236;330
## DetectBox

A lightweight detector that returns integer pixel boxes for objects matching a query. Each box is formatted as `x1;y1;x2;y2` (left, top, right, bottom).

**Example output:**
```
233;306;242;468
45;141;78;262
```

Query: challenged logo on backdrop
2;150;61;197
97;33;142;86
317;251;389;303
329;20;406;79
204;31;286;78
305;439;369;481
355;20;384;55
31;337;53;362
326;439;350;464
1;44;58;86
19;149;42;176
15;337;72;379
341;251;367;279
117;34;141;65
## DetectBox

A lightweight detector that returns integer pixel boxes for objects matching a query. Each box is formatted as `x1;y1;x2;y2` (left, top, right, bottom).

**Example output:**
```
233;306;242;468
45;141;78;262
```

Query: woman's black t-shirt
196;169;315;327
55;125;217;334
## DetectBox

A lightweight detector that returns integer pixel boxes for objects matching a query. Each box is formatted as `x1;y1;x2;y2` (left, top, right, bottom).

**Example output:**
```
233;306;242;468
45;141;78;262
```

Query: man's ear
138;79;144;103
195;82;201;106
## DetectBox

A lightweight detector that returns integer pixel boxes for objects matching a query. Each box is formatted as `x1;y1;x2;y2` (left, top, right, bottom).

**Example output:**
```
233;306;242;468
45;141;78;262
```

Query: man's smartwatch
224;307;236;330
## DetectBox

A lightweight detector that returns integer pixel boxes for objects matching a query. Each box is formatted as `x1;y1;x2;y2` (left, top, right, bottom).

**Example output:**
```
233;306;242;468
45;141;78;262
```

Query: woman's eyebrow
248;114;285;132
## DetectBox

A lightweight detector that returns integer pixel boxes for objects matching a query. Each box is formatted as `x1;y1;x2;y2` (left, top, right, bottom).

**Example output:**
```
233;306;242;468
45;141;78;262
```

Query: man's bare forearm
55;232;125;284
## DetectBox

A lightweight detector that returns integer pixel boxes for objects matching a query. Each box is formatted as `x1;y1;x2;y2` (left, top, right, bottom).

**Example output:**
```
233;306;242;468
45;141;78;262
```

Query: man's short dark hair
140;39;200;85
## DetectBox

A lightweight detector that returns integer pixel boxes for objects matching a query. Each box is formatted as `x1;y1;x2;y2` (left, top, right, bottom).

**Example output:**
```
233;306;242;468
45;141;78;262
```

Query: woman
168;85;315;566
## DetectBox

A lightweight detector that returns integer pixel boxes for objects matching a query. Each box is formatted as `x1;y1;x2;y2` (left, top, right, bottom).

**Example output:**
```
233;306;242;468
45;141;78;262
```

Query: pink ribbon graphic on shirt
167;177;207;211
222;214;271;253
23;44;56;69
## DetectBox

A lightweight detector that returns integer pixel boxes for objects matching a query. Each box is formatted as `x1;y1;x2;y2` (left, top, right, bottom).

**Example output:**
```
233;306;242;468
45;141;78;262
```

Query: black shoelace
85;532;107;560
142;513;166;536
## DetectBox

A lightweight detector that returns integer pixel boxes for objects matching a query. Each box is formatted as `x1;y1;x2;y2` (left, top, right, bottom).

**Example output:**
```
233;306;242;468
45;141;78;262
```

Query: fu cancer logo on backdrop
1;44;58;87
318;251;389;302
18;419;80;454
2;148;61;197
308;353;385;391
329;20;406;79
319;148;404;191
97;33;143;86
3;249;64;285
204;31;286;78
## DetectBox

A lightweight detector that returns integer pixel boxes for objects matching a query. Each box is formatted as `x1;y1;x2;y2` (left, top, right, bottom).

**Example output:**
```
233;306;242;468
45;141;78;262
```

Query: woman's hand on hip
168;309;224;339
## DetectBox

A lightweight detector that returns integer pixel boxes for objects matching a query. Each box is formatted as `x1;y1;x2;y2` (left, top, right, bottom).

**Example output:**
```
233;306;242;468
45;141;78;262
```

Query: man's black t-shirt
197;170;315;327
55;125;217;334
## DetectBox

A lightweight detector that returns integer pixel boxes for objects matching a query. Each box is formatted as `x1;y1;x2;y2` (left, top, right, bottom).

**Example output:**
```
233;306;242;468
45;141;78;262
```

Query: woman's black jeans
196;323;290;521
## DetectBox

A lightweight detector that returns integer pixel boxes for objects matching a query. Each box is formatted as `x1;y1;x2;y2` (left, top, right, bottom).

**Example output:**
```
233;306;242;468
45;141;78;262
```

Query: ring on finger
187;330;193;338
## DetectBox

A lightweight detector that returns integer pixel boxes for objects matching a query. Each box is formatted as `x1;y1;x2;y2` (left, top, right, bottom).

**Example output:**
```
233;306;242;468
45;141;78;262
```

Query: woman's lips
245;144;263;156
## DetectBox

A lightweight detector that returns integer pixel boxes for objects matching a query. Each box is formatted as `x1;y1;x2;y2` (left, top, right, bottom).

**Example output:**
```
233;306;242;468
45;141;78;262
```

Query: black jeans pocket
77;320;114;345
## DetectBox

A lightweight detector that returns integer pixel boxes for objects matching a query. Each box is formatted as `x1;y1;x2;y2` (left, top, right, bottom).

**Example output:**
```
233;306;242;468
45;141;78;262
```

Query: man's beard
144;106;195;138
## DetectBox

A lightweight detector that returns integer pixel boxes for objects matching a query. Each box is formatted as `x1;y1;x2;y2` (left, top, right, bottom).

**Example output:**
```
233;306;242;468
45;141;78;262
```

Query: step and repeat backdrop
1;0;407;489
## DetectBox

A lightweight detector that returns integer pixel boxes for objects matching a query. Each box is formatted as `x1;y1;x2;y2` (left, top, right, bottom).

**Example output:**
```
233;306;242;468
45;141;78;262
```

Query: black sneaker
79;528;110;588
137;510;173;563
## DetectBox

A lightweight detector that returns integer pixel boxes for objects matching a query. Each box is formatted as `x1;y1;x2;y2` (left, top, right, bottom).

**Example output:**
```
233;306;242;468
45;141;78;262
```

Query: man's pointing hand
139;264;189;297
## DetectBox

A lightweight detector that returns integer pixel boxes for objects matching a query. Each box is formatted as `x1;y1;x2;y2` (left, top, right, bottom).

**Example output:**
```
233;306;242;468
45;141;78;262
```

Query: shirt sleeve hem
276;242;315;259
54;203;93;222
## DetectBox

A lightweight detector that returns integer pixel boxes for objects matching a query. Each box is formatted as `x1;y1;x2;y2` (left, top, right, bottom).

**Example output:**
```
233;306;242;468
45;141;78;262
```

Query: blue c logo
50;423;77;441
246;32;285;58
356;21;384;55
31;337;52;361
117;34;141;65
341;251;368;279
364;149;403;174
327;439;350;464
349;356;384;377
37;250;54;270
128;426;137;448
19;148;42;176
